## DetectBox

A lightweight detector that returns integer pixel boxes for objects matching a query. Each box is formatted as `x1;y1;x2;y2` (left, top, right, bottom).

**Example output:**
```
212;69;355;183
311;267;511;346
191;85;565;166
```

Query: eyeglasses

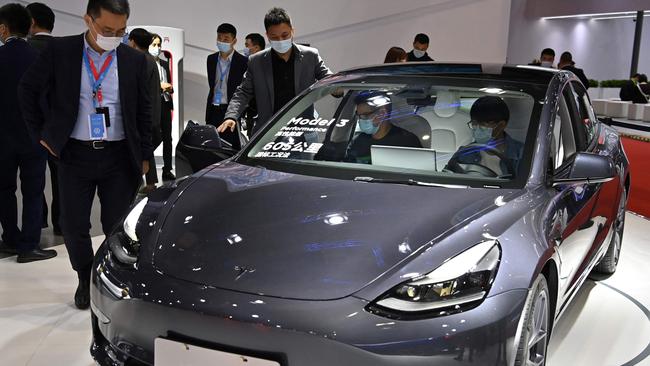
467;120;501;130
91;18;126;38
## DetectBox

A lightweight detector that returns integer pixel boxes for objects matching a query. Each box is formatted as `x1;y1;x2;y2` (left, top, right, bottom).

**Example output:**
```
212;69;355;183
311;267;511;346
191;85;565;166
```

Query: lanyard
216;58;231;89
83;49;115;108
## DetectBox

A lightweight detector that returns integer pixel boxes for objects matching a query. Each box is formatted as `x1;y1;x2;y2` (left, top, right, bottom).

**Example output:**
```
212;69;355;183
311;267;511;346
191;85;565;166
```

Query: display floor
0;213;649;366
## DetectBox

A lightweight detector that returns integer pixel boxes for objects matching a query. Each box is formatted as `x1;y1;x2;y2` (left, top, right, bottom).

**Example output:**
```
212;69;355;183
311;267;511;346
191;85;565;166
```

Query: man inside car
346;92;422;164
446;95;523;177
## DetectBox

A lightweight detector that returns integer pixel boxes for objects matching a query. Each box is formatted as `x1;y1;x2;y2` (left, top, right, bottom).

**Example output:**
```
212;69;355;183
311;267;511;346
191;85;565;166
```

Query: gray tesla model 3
90;63;629;366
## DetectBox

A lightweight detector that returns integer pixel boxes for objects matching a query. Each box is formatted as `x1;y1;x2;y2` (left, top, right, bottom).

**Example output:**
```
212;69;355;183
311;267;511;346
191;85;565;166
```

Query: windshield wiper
353;176;469;189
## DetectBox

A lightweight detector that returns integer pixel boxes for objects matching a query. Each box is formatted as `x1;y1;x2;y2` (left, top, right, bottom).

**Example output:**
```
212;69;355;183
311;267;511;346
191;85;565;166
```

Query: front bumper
91;253;529;366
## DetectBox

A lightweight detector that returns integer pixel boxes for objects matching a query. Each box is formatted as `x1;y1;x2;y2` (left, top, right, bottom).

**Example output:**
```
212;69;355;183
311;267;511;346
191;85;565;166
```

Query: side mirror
552;152;616;187
175;121;238;177
179;121;227;151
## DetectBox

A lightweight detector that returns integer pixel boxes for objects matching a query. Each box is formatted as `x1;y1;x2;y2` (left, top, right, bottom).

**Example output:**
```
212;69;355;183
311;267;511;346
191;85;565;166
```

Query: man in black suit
205;22;248;150
406;33;434;62
18;0;152;310
0;3;57;262
620;74;649;104
26;2;62;235
558;52;590;90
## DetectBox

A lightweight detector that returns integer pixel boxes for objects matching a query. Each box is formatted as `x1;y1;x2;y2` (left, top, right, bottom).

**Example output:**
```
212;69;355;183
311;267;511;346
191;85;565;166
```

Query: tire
515;274;551;366
593;190;626;275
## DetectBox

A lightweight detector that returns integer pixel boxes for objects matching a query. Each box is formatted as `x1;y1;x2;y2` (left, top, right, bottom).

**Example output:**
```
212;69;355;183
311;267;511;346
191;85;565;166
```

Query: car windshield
241;75;546;188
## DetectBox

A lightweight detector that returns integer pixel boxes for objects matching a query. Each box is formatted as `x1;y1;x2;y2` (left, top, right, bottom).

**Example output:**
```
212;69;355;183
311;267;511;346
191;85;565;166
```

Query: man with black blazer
206;22;248;150
219;8;333;136
18;0;152;310
26;2;62;235
0;3;57;263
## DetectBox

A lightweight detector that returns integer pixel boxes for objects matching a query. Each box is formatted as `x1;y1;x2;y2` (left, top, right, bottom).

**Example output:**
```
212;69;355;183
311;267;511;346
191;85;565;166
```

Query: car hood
152;162;513;300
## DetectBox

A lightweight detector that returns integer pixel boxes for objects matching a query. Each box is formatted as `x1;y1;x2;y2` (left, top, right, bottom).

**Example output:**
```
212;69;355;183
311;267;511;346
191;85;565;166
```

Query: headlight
368;240;500;319
108;198;148;265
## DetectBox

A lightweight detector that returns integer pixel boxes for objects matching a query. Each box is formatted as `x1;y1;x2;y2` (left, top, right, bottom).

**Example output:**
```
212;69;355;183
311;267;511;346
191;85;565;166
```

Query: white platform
1;215;649;366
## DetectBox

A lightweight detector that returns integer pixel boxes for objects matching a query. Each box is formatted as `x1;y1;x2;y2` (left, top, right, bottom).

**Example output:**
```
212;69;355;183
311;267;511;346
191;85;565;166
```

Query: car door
548;85;602;305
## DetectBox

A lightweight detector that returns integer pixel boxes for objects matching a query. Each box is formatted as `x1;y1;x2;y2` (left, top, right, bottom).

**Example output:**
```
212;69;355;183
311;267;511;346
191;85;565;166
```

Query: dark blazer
205;50;248;123
224;44;332;131
158;58;173;109
620;80;649;104
27;34;53;53
145;54;162;147
0;39;39;150
561;65;590;89
18;33;153;175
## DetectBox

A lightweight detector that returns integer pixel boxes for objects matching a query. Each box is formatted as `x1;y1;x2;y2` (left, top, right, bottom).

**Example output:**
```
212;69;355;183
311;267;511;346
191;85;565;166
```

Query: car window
570;81;598;148
551;88;579;171
241;76;545;188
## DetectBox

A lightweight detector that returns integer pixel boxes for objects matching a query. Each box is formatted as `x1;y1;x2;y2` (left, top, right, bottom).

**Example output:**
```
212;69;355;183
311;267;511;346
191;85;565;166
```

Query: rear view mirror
552;152;616;187
175;121;238;177
179;121;225;151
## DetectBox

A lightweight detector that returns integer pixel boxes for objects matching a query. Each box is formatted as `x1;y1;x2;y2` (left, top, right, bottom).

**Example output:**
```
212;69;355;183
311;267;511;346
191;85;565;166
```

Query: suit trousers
206;104;241;150
58;140;139;272
0;142;47;252
42;157;61;230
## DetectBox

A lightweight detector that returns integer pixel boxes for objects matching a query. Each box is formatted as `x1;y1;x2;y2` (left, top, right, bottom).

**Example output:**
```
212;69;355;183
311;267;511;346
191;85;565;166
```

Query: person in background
128;28;161;193
18;0;153;310
244;32;265;56
406;33;433;62
219;7;334;136
638;74;650;97
384;46;407;63
0;3;57;262
558;51;589;89
26;2;61;235
26;2;54;50
149;33;175;180
205;22;248;150
530;48;555;68
620;73;649;104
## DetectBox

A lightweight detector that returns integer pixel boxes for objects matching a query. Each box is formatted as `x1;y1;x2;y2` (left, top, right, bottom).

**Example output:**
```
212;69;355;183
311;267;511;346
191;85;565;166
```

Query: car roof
337;62;559;85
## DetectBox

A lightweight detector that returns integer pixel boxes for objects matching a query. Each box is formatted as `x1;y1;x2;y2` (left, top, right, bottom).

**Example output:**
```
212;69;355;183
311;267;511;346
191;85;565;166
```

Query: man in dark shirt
346;92;422;164
620;74;649;104
219;8;333;137
406;33;434;62
558;51;590;89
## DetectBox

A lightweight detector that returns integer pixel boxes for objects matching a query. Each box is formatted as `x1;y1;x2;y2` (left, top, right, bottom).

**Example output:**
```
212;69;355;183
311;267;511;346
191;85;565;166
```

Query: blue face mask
359;118;379;135
217;41;232;53
270;38;292;54
472;126;493;144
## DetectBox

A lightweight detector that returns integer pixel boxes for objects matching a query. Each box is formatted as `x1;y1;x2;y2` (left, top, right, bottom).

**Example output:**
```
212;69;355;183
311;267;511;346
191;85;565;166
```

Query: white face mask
413;49;426;59
90;20;122;51
540;61;553;68
217;41;232;53
270;38;292;54
148;45;160;58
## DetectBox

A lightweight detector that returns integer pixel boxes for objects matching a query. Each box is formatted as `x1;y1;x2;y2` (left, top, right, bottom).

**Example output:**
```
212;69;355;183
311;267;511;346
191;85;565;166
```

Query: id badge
213;90;222;105
88;113;107;140
96;107;110;127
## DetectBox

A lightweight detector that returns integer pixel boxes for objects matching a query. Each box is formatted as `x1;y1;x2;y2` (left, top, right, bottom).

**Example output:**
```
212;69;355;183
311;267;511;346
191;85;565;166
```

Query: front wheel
515;274;550;366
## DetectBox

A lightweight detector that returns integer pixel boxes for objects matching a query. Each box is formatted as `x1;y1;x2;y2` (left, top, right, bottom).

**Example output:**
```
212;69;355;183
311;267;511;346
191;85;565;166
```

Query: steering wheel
446;143;514;178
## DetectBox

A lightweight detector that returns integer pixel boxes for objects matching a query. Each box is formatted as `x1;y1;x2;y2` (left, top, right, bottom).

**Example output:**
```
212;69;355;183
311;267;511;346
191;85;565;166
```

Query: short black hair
26;2;55;32
264;7;291;31
639;74;648;83
559;51;572;63
354;91;393;117
541;48;555;58
217;23;236;37
0;3;32;37
471;96;510;123
246;32;265;49
86;0;130;19
128;27;152;49
414;33;430;45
